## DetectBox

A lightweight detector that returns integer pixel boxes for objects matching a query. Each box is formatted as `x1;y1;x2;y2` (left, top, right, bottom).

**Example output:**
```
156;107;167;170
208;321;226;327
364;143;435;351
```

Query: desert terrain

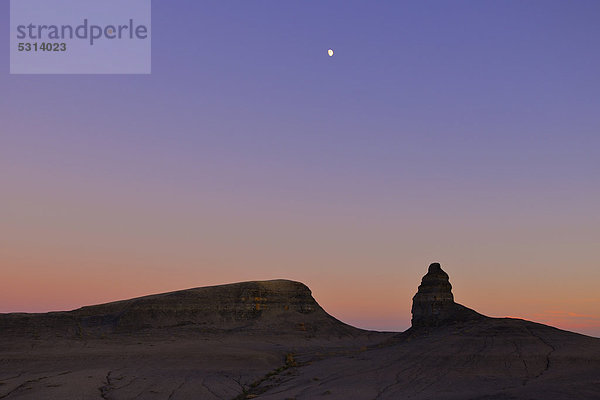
1;264;599;399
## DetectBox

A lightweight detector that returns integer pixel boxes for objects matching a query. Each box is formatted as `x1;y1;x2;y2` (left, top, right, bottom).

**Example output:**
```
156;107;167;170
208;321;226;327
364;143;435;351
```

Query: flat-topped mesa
71;280;342;333
0;280;367;339
411;263;484;328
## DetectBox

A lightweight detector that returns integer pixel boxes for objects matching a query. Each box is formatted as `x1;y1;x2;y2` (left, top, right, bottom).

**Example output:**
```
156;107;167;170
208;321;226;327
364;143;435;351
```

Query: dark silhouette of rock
411;262;483;328
1;268;599;400
0;280;366;339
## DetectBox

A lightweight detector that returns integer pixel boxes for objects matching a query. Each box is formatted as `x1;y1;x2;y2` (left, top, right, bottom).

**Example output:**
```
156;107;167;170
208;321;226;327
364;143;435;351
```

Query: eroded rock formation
411;262;483;328
0;280;363;339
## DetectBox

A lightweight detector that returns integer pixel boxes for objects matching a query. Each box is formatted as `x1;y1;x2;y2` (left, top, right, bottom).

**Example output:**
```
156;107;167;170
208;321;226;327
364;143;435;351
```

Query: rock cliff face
411;263;483;328
0;280;363;338
77;279;339;333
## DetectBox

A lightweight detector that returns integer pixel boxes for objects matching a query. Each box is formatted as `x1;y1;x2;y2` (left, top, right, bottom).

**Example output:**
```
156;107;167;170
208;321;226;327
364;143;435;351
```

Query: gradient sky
1;1;599;337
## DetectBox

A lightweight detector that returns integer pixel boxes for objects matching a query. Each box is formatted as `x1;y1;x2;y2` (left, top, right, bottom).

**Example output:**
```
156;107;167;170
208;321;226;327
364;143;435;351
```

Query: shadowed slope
0;280;366;339
1;267;599;400
249;263;600;400
0;280;389;400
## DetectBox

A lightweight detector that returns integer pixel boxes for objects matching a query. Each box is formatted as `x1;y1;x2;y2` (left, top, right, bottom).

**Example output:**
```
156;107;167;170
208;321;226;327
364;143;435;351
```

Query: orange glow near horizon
2;158;599;338
2;244;599;338
2;0;600;344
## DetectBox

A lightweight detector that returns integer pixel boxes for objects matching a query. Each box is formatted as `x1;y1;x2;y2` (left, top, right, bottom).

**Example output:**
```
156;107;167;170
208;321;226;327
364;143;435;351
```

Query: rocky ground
1;265;599;399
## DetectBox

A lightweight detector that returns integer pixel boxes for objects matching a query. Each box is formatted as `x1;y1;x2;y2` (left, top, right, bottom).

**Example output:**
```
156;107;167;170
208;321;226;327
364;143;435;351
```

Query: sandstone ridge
0;279;363;338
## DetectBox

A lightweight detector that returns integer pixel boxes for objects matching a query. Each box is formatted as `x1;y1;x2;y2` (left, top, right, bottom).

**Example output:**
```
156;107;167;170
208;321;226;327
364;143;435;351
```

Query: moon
328;49;334;57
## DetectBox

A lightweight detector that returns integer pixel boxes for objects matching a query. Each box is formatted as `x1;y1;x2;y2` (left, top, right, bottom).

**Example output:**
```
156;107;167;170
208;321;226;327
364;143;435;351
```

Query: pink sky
2;1;599;339
2;165;598;337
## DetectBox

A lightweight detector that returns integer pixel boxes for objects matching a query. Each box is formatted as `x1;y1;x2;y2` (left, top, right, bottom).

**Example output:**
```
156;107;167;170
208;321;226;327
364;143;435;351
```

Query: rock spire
411;263;483;328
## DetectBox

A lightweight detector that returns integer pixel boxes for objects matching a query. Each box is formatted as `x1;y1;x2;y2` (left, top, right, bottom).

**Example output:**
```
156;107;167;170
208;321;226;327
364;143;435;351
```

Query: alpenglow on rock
411;263;483;328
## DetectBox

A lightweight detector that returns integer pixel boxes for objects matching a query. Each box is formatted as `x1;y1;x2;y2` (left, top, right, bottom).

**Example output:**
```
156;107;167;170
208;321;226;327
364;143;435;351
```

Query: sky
1;0;599;337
